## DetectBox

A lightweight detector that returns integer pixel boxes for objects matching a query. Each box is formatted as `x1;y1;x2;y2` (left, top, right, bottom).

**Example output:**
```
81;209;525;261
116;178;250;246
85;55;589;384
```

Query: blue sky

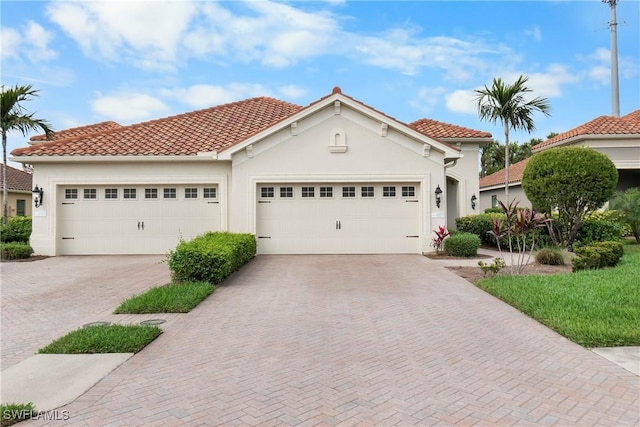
2;0;639;165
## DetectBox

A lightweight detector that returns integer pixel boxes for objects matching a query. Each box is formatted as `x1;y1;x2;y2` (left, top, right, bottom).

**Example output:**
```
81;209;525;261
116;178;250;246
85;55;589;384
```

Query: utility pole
603;0;620;117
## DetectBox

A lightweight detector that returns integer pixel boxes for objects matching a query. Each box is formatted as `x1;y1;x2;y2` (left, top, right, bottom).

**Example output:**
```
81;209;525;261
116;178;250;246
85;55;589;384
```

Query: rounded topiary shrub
444;232;481;257
535;248;565;265
0;242;34;260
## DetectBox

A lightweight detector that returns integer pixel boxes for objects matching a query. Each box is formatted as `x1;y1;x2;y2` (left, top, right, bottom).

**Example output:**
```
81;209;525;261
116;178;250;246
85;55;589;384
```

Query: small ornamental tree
522;147;618;249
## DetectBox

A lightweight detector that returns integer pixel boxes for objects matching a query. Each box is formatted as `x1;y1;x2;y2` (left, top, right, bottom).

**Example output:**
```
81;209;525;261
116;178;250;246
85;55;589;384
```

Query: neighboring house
479;109;640;211
0;164;33;218
11;87;492;256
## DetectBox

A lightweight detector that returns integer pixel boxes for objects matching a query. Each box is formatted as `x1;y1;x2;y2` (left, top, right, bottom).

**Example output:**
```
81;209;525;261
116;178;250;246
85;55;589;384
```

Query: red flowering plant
431;225;451;254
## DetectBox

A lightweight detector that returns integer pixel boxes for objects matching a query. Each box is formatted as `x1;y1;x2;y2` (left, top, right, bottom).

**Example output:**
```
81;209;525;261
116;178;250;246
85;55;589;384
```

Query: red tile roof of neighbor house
479;158;531;189
532;109;640;150
12;89;491;158
482;109;640;189
0;165;32;192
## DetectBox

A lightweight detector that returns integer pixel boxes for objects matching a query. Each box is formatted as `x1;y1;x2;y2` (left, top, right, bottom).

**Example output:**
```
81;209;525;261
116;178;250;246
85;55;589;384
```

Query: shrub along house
11;87;492;256
479;109;640;210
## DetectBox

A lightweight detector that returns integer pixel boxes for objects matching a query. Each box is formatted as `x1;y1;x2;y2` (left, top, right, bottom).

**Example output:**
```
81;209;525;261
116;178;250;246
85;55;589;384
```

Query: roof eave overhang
479;181;523;191
219;93;462;161
9;153;225;163
532;133;640;153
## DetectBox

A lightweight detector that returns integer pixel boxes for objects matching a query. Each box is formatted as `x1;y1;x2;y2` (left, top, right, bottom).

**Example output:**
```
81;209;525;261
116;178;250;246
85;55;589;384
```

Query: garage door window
83;189;97;200
145;188;158;199
383;186;396;198
203;188;217;199
65;189;78;200
123;188;137;199
185;188;198;199
320;187;333;198
402;186;415;197
261;187;274;198
361;186;374;198
301;187;315;198
280;187;294;198
342;186;355;198
105;188;118;199
164;188;177;199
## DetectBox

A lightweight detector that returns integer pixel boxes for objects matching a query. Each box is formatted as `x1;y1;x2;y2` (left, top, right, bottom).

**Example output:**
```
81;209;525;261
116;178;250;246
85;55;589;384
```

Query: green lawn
114;281;214;314
476;245;640;348
38;324;162;354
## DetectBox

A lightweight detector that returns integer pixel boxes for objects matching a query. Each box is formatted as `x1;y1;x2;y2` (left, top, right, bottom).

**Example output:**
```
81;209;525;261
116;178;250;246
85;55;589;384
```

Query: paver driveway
2;255;639;426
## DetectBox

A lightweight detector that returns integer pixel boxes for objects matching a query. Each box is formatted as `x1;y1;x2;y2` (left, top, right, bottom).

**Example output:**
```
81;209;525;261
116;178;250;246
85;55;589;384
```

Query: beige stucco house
479;109;640;211
0;164;33;218
11;88;491;256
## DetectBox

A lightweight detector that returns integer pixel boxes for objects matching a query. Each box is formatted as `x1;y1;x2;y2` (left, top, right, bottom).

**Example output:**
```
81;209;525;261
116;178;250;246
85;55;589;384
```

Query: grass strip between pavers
114;281;214;314
476;248;640;348
38;324;162;354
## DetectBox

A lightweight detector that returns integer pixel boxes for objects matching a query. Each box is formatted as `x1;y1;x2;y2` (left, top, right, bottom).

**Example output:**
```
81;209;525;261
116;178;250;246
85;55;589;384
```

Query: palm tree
610;187;640;243
1;84;54;224
475;75;551;202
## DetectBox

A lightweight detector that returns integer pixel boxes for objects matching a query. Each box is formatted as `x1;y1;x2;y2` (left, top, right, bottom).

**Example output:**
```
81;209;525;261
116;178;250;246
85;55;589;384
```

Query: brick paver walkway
2;255;638;426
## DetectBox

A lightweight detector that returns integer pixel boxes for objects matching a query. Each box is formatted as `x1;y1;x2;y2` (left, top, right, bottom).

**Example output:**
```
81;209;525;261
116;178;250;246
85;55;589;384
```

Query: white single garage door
256;183;421;254
58;185;221;255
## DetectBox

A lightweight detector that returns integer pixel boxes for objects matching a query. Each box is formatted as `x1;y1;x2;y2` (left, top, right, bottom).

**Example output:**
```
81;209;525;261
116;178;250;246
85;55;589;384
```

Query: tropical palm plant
610;187;640;243
1;84;54;224
474;75;551;202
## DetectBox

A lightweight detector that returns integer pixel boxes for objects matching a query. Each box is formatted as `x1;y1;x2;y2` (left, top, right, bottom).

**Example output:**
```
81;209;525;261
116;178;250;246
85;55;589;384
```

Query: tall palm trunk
2;131;7;225
504;127;510;203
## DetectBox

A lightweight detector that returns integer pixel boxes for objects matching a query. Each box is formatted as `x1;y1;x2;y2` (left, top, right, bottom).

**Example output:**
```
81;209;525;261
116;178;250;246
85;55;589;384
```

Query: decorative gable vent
329;129;347;153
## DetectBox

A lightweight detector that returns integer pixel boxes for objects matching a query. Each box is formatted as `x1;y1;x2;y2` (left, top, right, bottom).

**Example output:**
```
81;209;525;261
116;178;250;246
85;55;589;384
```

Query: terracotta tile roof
11;88;490;158
533;109;640;151
409;118;492;139
0;164;33;191
12;98;303;157
30;121;122;142
479;158;530;189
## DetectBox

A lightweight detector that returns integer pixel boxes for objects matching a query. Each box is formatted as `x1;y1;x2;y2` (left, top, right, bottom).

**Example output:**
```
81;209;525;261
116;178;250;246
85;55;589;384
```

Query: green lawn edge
476;248;640;348
114;281;214;314
38;324;162;354
0;403;36;427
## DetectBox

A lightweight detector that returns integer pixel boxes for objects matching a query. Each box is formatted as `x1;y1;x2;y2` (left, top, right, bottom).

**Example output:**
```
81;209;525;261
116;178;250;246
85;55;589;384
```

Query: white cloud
0;28;20;59
91;92;170;122
522;64;578;98
162;83;273;108
524;26;542;42
445;89;478;115
583;47;639;85
278;85;308;100
409;87;447;114
47;1;198;70
0;21;56;62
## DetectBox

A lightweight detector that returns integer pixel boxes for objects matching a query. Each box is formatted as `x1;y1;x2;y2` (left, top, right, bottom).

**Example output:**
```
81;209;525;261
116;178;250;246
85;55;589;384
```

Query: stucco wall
229;104;451;253
479;185;531;212
0;191;32;218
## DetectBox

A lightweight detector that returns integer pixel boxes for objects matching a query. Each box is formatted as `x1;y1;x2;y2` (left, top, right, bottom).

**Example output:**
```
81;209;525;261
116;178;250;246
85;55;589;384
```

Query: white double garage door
256;182;421;254
58;182;421;255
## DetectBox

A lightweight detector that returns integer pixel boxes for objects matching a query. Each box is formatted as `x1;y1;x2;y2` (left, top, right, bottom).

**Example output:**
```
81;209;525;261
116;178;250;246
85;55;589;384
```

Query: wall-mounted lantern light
435;185;443;208
471;193;477;210
32;185;44;208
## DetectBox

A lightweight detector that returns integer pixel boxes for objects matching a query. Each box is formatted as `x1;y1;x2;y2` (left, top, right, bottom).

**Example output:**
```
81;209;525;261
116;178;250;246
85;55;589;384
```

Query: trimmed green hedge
0;242;33;260
0;216;32;243
444;232;481;257
455;213;506;246
572;241;623;272
167;232;256;284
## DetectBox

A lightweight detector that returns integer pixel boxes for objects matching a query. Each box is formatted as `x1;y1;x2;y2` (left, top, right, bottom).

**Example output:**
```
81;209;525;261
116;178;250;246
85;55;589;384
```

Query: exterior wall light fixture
471;193;477;210
435;185;443;208
32;185;44;208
